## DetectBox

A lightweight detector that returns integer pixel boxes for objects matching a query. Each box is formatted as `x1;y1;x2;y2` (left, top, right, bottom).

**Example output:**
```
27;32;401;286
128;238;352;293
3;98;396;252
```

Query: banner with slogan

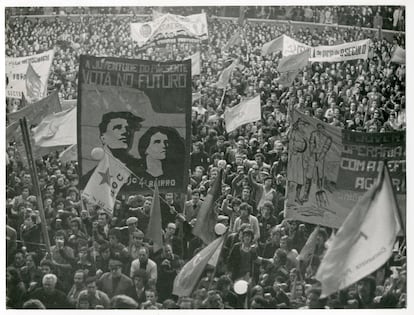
131;13;208;47
337;130;406;227
309;39;370;63
286;110;406;228
6;49;54;99
78;55;191;195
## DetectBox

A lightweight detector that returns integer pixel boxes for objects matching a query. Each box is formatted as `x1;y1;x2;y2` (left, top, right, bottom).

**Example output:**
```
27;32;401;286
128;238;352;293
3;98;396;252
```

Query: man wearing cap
97;258;134;299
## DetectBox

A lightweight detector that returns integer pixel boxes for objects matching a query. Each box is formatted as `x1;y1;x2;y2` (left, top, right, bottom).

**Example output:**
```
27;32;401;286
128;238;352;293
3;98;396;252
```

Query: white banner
6;49;54;99
282;35;311;57
131;13;208;47
224;95;261;133
309;39;371;62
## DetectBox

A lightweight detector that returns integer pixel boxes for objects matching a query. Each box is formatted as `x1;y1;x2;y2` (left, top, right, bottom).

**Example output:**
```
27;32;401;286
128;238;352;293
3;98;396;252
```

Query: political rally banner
286;110;406;229
77;55;191;194
282;35;311;57
309;39;370;63
131;13;208;47
6;49;54;99
224;95;261;133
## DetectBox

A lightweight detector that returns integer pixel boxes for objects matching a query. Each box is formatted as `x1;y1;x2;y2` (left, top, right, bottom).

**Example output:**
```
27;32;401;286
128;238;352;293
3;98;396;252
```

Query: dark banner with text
78;55;191;195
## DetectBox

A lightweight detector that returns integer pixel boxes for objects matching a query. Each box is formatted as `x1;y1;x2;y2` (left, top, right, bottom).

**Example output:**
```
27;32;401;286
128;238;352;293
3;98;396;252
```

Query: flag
192;92;202;104
188;51;201;76
25;63;43;103
146;184;163;252
277;49;311;73
193;169;223;244
390;46;405;64
261;35;284;56
297;226;320;262
223;31;242;51
61;99;77;111
214;62;236;89
275;69;300;87
32;107;77;147
224;95;261;133
315;164;401;298
82;151;131;215
7;91;62;125
59;144;78;164
173;235;225;297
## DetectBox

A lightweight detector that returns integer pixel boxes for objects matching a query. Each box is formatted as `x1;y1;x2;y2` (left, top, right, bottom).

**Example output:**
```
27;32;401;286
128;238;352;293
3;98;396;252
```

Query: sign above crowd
6;49;54;100
131;13;208;47
309;39;371;62
285;110;405;229
77;55;191;202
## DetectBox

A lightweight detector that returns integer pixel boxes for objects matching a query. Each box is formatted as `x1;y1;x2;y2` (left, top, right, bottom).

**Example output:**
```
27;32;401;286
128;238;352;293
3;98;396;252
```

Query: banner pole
19;118;52;255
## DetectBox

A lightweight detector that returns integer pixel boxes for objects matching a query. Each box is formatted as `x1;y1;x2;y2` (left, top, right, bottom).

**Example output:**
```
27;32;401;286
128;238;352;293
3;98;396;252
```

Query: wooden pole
19;118;51;254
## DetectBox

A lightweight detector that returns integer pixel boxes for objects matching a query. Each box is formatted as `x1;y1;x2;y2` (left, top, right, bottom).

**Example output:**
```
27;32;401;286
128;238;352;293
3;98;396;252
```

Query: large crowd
6;6;406;309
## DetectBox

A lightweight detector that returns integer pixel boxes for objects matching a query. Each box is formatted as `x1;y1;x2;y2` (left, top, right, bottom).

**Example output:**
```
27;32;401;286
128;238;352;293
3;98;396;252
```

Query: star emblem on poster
98;168;112;185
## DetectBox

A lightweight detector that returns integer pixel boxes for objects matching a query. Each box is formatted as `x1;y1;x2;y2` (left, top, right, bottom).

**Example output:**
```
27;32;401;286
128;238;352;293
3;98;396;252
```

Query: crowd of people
6;6;406;309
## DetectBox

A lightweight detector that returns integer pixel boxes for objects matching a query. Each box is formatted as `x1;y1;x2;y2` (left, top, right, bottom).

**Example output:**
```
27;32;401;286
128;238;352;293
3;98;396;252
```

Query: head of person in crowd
98;111;143;152
305;287;323;309
22;299;46;309
132;269;148;290
111;295;138;309
239;202;252;220
108;258;123;279
42;273;58;294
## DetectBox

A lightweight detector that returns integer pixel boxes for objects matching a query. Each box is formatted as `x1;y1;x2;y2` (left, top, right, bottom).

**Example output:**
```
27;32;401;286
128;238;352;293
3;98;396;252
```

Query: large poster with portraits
286;110;406;229
78;55;191;194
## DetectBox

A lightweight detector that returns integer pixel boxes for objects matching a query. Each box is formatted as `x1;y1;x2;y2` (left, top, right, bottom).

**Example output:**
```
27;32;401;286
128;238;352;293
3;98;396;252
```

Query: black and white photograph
4;1;409;311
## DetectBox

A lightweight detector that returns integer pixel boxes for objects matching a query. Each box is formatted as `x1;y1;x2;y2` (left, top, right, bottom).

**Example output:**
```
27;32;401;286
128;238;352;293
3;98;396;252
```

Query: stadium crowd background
6;6;406;309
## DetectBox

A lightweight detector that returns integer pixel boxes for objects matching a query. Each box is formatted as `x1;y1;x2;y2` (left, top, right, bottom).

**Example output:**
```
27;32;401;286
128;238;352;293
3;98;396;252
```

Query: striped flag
82;151;131;216
173;235;225;297
146;184;163;252
316;164;401;298
193;169;223;244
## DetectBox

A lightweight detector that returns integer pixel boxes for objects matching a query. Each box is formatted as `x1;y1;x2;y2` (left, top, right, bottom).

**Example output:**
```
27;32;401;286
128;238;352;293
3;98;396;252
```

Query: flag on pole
390;46;405;64
224;95;261;133
7;91;62;125
277;49;311;73
223;31;242;51
146;184;163;252
261;35;284;56
82;151;131;216
25;63;43;103
315;164;401;298
213;61;236;89
188;51;201;76
297;226;320;262
173;235;225;297
193;169;223;244
59;144;78;164
32;107;77;147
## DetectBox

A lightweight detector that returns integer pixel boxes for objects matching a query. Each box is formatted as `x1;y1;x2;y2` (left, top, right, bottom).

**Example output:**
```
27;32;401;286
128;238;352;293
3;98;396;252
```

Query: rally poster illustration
77;55;191;194
286;110;406;229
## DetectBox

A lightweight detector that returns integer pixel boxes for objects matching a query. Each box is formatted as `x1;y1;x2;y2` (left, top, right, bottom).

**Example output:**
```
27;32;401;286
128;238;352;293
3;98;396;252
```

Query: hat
126;217;138;225
217;215;229;222
108;258;123;267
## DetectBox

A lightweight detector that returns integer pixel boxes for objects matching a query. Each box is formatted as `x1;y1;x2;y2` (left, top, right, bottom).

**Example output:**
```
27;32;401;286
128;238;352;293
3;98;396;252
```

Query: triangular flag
261;35;284;56
25;63;43;103
297;226;319;262
315;164;401;298
173;236;224;297
146;184;163;252
193;169;223;244
32;107;77;147
82;151;131;216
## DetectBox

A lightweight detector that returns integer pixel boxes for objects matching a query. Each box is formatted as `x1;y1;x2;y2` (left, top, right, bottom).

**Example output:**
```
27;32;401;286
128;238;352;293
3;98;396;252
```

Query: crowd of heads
6;6;406;309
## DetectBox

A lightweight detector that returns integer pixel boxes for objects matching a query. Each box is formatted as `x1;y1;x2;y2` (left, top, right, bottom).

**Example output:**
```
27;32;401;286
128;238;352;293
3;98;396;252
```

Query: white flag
224;95;261;133
82;152;131;215
315;165;401;298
